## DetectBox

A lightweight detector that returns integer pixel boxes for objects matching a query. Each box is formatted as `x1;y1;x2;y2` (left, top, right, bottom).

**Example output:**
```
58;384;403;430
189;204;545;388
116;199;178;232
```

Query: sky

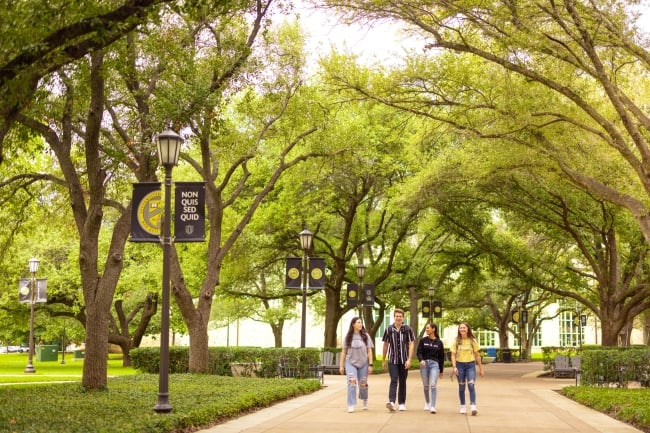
287;1;419;65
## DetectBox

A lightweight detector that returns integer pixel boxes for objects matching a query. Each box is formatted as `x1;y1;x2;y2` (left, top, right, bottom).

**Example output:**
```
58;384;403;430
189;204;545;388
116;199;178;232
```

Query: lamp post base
24;363;35;374
154;394;172;413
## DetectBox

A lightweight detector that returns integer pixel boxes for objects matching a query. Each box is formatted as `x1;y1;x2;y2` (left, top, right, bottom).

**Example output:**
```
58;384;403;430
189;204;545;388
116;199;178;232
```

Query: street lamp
356;260;366;320
428;286;435;323
299;228;313;348
60;319;66;365
24;257;39;373
517;299;523;361
154;128;182;414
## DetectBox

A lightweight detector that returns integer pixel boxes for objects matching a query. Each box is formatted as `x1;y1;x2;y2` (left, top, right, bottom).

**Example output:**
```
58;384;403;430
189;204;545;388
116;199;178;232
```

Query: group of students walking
339;309;485;415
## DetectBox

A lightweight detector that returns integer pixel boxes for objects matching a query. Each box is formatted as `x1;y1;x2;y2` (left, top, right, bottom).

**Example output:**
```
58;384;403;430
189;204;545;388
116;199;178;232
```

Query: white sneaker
424;403;431;411
471;404;477;416
386;401;396;412
362;400;368;410
348;405;355;413
430;407;437;414
398;404;406;411
459;405;467;414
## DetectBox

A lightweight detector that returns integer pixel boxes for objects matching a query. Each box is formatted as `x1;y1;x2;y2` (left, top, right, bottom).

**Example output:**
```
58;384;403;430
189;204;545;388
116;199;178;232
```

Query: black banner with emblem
347;283;359;307
130;182;162;242
361;283;374;307
174;182;206;242
18;278;47;303
433;300;442;318
285;257;302;289
421;301;430;318
308;257;325;289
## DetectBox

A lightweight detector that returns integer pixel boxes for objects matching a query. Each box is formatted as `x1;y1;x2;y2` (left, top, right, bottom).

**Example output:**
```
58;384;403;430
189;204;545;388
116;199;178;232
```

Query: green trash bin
74;350;85;359
36;345;59;362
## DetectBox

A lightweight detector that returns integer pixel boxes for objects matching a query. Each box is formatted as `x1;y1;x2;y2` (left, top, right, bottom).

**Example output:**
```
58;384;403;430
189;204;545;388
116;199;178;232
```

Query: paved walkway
199;361;643;433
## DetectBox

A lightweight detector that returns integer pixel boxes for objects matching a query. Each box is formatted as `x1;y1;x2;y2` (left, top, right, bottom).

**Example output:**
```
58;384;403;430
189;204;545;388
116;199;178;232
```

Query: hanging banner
512;310;520;324
521;310;528;324
18;279;47;303
285;257;302;289
18;279;30;303
433;300;442;318
174;182;206;242
421;301;430;318
130;182;162;242
347;283;359;307
362;284;374;307
308;257;326;289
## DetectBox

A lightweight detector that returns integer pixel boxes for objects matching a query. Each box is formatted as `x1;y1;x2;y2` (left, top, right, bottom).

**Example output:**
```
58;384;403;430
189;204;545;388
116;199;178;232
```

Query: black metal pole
300;251;308;348
60;322;66;364
154;164;173;413
24;274;36;373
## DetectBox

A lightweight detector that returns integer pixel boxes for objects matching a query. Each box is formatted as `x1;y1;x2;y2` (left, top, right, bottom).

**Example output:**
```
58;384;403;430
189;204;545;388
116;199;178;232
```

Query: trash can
74;350;85;359
486;347;497;358
36;345;59;362
500;349;512;363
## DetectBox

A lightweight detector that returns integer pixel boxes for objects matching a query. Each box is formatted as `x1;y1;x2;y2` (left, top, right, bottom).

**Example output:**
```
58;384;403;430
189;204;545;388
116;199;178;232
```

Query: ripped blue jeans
344;360;369;407
456;361;477;405
419;359;440;408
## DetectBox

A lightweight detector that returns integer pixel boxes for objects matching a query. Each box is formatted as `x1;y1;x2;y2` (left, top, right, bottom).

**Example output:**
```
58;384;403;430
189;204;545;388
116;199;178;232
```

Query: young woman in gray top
340;317;374;413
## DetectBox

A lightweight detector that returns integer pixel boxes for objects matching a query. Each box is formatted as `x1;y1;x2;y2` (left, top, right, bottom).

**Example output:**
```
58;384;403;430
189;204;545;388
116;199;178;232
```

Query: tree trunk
324;287;344;348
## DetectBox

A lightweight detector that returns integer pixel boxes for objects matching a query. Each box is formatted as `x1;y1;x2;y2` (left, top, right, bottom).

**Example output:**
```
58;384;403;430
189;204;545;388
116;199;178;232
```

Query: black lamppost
24;257;39;373
60;319;66;365
356;260;366;320
153;128;182;414
299;228;313;348
517;299;523;361
428;286;435;323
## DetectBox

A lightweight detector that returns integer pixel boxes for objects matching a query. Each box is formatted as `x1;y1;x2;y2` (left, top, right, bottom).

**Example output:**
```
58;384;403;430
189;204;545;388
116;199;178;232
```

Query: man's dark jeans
388;362;409;404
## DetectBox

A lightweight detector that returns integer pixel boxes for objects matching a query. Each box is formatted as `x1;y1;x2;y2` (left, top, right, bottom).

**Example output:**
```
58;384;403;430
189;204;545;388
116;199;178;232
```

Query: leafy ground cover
561;386;650;433
0;353;320;433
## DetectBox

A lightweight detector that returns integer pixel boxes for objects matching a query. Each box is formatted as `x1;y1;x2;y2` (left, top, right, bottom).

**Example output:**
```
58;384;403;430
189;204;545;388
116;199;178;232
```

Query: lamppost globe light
428;286;435;298
356;263;366;280
299;228;313;251
156;128;183;167
29;258;39;273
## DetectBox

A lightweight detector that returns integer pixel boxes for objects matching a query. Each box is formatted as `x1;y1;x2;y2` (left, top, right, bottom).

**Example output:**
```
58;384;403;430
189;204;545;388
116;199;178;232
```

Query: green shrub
130;346;321;378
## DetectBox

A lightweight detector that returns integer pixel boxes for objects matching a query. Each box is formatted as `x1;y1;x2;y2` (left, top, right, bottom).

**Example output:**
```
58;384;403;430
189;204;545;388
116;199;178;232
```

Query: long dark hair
345;317;370;347
424;322;439;339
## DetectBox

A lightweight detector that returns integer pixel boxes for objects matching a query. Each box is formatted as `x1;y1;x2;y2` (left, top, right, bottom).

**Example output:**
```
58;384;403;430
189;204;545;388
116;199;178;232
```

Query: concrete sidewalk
199;361;642;433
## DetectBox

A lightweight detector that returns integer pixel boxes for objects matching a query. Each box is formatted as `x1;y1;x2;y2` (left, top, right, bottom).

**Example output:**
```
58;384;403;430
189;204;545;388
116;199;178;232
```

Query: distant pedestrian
416;322;445;413
340;317;374;413
450;322;484;415
381;308;415;412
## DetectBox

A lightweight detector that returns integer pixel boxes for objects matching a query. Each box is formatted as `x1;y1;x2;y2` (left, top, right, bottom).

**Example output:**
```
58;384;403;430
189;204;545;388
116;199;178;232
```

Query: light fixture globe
156;128;183;166
356;263;366;280
299;228;313;251
28;258;39;274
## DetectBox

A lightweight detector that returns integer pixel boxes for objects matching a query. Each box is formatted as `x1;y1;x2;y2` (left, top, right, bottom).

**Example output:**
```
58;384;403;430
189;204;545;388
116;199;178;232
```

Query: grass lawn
0;353;134;383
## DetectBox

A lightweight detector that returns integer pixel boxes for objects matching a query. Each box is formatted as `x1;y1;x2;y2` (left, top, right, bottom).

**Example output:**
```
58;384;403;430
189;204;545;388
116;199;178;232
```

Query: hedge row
542;345;650;388
130;346;322;378
580;348;650;387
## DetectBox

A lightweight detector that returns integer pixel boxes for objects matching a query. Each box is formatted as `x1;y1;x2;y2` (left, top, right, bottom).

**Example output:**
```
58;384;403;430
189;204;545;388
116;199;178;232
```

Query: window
559;311;581;347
